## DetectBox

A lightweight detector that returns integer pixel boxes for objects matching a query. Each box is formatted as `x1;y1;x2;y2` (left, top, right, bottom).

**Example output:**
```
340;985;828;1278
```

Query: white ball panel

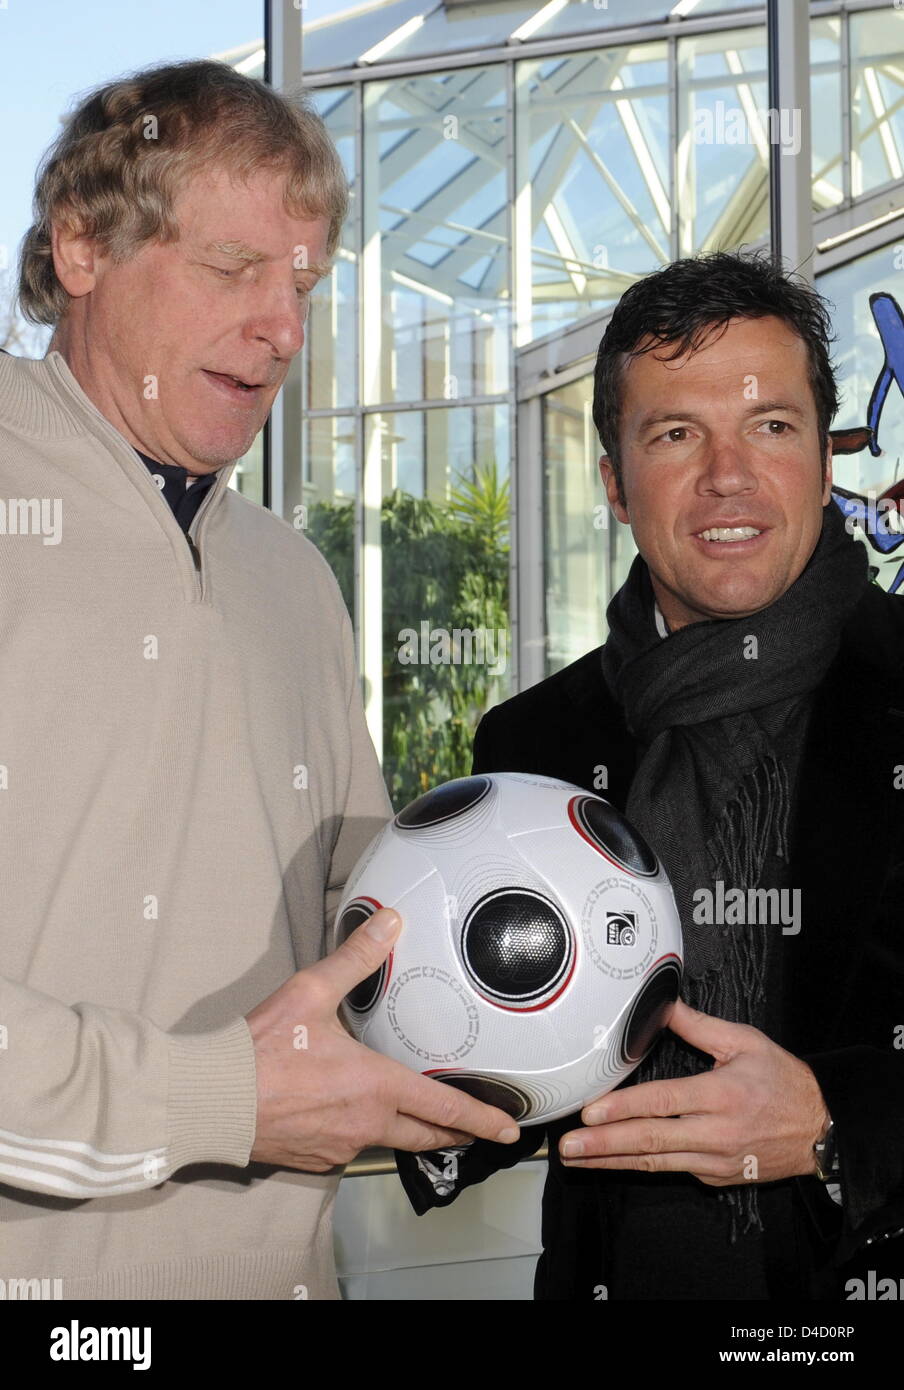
383;966;481;1065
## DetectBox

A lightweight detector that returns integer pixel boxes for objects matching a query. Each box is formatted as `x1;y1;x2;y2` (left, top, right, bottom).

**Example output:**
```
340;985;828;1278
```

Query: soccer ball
333;773;683;1125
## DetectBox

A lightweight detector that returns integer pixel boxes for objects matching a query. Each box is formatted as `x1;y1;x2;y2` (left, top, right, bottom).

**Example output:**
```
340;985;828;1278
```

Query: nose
698;436;758;496
248;285;306;362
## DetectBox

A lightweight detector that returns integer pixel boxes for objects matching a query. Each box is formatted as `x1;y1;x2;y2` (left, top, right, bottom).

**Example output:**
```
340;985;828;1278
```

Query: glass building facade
260;6;902;1295
229;0;904;806
2;0;901;1306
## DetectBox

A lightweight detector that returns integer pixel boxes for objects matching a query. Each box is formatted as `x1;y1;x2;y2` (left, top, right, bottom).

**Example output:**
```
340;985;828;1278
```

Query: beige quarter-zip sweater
0;349;393;1299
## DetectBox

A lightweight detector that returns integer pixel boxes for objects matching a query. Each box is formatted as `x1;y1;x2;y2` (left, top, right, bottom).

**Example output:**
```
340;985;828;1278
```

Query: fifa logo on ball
606;911;637;946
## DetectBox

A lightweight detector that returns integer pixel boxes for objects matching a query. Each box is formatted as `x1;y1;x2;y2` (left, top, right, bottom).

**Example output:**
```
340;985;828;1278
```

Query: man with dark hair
396;249;904;1301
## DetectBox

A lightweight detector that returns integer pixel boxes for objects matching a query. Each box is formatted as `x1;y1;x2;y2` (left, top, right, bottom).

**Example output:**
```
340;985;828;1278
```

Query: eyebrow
202;239;333;279
635;399;809;436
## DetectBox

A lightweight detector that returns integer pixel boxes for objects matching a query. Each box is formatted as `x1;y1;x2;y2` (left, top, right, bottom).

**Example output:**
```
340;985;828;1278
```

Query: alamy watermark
845;1272;904;1299
397;622;507;677
0;498;62;544
0;1275;64;1300
49;1321;151;1370
841;491;904;537
694;100;802;157
692;880;801;935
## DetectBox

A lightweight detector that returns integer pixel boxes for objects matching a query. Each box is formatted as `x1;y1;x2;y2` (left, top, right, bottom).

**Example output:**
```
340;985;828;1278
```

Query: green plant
306;465;511;807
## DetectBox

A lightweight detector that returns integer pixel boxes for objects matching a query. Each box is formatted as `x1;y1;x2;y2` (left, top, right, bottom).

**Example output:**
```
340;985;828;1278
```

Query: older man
397;251;904;1301
0;58;518;1302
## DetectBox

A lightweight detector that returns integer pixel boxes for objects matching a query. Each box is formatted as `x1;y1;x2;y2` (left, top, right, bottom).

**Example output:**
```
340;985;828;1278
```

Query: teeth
698;526;761;542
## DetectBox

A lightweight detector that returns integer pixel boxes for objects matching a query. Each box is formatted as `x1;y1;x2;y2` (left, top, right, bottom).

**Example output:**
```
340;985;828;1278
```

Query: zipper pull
186;534;202;571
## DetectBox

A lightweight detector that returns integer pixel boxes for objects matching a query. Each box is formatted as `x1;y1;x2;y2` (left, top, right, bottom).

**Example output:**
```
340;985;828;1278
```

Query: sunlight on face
49;163;331;472
599;316;833;630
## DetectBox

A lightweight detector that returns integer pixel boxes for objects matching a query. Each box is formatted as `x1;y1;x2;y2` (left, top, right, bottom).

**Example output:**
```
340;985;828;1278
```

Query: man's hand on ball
558;999;831;1185
245;908;521;1172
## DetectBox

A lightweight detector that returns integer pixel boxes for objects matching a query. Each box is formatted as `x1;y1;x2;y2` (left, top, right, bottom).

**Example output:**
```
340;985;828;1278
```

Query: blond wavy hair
17;58;349;327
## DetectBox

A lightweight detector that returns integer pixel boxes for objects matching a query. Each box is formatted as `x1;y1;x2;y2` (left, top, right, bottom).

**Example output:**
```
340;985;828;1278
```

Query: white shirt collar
653;599;669;639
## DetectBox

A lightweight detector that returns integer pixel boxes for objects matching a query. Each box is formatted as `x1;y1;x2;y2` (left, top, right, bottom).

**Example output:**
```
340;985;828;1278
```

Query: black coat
396;580;904;1299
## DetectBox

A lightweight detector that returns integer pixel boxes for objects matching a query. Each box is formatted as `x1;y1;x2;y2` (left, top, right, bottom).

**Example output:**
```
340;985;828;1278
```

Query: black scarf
600;499;870;1239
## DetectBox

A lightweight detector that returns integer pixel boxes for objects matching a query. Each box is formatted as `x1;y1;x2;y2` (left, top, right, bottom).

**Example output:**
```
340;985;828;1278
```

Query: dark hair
592;249;839;505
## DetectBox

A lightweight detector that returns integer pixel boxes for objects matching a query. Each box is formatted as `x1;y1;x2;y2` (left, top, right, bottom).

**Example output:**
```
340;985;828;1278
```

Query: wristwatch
814;1119;841;1182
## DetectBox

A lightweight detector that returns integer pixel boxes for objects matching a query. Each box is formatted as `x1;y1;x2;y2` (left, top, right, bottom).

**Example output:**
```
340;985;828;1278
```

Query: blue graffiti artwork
830;292;904;594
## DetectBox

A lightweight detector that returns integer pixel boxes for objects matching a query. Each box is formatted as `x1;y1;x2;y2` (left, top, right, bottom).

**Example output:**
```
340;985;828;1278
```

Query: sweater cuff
166;1018;258;1173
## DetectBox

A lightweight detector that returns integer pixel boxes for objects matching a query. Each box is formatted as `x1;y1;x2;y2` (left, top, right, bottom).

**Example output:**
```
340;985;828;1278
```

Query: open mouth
693;526;769;549
203;370;262;400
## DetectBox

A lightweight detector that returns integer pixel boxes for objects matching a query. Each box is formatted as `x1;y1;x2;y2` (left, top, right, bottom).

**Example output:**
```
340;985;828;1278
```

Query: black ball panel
435;1073;531;1121
338;899;386;1014
461;889;572;1005
572;795;659;877
621;959;682;1063
395;776;492;830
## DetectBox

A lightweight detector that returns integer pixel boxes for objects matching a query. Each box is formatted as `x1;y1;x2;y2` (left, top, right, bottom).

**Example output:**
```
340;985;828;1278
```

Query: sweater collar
2;348;239;524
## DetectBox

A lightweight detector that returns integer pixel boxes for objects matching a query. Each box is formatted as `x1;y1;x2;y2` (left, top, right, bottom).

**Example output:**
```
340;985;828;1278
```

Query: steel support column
768;0;814;280
263;0;304;517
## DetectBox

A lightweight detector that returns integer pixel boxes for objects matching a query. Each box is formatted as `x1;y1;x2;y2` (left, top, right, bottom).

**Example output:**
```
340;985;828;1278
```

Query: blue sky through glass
0;0;269;347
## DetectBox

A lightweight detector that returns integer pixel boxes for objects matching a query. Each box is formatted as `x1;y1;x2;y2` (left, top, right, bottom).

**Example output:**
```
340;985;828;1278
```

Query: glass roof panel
303;1;769;73
386;2;539;61
544;0;767;37
303;0;432;72
539;0;690;40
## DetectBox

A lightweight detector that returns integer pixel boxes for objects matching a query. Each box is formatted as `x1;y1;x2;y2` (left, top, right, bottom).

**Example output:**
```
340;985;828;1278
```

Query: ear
598;454;629;525
822;434;833;506
50;219;100;300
